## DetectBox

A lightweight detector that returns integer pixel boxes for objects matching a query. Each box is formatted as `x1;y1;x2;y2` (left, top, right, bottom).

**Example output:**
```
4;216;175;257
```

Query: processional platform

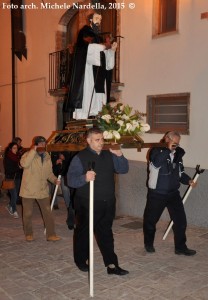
46;119;165;152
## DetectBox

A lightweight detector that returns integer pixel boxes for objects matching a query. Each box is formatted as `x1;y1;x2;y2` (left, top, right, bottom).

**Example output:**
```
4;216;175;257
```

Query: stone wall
115;160;208;228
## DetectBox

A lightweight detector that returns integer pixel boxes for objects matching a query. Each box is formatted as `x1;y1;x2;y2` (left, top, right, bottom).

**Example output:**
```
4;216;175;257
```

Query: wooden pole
50;175;61;210
162;173;200;240
89;179;94;297
44;175;61;235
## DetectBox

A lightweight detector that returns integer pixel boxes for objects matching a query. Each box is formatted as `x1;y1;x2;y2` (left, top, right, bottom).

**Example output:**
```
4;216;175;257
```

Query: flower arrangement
97;103;150;141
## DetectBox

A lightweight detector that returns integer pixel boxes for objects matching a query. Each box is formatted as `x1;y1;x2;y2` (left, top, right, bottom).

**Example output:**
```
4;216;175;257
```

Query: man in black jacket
143;131;197;255
51;151;76;229
67;127;129;275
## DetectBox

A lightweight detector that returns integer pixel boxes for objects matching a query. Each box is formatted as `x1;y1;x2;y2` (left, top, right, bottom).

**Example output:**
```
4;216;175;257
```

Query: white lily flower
101;114;112;123
121;114;130;120
140;123;150;132
131;120;139;131
103;131;113;140
125;123;133;131
113;131;121;140
117;120;124;127
131;124;138;131
120;104;124;111
132;120;139;126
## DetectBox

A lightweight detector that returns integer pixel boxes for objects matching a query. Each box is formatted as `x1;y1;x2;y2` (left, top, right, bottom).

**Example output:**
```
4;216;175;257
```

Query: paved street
0;191;208;300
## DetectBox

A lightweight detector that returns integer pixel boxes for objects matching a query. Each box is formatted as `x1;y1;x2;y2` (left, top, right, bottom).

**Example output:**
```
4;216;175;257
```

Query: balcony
49;48;71;97
48;48;124;100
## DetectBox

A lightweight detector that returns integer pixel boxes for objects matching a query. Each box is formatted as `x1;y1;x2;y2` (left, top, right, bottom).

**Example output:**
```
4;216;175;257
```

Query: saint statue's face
92;13;102;26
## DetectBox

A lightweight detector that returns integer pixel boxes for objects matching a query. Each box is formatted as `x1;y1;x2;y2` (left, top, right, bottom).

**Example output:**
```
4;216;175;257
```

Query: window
147;93;190;134
153;0;178;37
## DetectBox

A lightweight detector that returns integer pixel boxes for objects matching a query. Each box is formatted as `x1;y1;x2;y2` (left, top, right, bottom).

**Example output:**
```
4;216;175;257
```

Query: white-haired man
143;131;197;255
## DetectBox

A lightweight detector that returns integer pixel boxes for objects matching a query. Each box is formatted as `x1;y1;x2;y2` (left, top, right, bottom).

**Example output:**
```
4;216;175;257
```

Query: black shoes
77;263;89;272
144;245;196;256
66;221;74;230
107;266;129;276
145;245;155;253
77;263;129;275
175;248;196;256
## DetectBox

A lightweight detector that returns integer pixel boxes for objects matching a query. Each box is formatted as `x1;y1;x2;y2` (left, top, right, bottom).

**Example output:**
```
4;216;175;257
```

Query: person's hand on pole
86;170;96;182
189;179;197;188
55;178;61;186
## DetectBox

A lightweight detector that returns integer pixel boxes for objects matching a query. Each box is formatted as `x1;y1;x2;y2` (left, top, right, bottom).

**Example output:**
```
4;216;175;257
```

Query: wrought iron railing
48;47;120;93
49;48;72;92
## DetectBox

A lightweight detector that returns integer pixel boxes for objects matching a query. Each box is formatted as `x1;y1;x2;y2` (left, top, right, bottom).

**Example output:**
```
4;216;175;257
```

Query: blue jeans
9;177;21;213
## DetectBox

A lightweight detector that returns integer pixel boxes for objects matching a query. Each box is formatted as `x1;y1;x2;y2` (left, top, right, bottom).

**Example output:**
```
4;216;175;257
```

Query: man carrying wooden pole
143;131;198;256
67;128;129;296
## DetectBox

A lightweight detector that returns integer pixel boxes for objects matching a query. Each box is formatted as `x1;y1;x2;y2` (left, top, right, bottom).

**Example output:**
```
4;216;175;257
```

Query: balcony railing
48;47;121;96
49;48;71;95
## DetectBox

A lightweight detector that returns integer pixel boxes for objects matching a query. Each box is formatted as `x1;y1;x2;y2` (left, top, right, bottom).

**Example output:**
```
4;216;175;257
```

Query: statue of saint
63;13;117;121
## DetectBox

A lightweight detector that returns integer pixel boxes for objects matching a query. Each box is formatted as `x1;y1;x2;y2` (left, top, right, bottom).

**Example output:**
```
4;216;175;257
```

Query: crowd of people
2;135;75;241
0;12;198;275
0;10;199;281
0;128;198;276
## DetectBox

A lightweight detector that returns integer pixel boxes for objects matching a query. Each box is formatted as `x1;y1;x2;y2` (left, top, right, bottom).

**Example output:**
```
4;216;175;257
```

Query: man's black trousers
73;197;118;267
143;190;187;250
